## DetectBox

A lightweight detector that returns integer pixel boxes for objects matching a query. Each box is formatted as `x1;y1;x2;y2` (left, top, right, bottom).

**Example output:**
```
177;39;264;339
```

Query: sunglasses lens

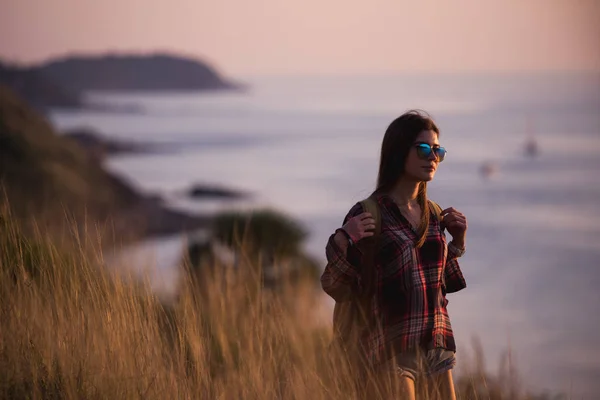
435;147;446;162
416;144;432;159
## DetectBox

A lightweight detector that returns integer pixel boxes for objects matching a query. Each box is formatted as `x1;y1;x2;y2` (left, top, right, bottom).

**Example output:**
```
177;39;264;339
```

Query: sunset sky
1;0;599;75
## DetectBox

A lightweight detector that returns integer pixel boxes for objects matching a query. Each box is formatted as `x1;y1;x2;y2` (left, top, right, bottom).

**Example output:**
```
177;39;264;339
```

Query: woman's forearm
333;230;350;253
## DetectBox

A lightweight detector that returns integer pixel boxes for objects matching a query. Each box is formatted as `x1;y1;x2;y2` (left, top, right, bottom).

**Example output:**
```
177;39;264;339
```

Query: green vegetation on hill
187;209;321;288
212;209;308;258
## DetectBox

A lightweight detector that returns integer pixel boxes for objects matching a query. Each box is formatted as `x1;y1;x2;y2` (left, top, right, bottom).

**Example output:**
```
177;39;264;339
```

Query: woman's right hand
341;212;376;243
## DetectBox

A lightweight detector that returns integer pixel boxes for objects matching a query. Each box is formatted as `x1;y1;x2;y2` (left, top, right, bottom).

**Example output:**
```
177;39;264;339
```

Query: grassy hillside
0;205;565;400
0;85;206;240
0;85;134;215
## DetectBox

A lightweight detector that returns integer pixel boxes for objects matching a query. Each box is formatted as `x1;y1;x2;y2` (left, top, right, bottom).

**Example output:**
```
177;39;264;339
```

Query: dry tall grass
0;208;564;400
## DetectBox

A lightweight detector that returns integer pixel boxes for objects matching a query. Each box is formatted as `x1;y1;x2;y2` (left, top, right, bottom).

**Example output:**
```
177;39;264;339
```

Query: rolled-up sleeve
320;202;364;301
444;252;467;293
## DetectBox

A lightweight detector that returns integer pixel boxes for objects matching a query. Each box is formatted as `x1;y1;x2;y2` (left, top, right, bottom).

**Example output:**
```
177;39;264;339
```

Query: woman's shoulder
348;193;382;215
346;201;364;218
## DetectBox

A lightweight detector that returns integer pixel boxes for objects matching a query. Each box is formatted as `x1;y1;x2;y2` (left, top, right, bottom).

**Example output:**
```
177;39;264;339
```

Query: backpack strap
359;197;382;239
428;200;449;290
428;200;444;231
428;199;443;221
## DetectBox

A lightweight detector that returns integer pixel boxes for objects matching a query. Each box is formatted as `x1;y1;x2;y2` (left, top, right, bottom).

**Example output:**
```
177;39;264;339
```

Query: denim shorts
379;348;456;381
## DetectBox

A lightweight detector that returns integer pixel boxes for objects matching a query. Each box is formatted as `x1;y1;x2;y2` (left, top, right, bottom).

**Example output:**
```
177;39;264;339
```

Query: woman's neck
389;178;421;207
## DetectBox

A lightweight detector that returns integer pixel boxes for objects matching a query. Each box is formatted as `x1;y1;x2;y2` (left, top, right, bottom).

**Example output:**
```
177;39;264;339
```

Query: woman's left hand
441;207;467;247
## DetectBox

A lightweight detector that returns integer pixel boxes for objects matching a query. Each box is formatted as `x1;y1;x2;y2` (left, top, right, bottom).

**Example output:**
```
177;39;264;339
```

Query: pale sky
1;0;599;76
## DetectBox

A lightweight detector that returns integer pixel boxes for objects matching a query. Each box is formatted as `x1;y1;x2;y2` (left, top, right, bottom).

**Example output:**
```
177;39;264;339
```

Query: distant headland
0;52;245;111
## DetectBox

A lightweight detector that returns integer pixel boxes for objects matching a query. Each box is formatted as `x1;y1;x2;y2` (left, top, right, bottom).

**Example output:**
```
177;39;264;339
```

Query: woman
321;110;467;400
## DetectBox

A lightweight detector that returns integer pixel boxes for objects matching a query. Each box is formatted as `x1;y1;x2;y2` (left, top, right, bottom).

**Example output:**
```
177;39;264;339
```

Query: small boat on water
525;135;539;158
524;117;540;158
480;161;498;179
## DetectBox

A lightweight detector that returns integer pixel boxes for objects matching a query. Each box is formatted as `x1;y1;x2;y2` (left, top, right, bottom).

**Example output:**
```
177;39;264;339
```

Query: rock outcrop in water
63;128;171;162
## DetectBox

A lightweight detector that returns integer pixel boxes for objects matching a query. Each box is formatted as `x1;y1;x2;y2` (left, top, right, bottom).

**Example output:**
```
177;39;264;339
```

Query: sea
49;72;600;397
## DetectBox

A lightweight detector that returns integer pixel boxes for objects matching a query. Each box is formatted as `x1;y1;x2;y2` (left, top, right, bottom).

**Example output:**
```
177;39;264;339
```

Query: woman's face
404;129;441;182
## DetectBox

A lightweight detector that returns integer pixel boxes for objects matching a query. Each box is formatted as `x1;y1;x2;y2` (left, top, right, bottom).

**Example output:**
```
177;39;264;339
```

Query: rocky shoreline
63;128;178;162
64;130;251;239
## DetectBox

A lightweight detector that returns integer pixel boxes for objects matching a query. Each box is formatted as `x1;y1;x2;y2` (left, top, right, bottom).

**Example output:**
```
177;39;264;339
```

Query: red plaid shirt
321;193;467;365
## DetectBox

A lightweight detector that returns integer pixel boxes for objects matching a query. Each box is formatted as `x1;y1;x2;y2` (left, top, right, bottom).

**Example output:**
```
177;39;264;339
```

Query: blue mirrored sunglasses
414;143;446;162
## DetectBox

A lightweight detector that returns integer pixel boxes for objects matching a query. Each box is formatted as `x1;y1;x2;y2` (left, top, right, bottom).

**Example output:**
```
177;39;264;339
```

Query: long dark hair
375;110;440;247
